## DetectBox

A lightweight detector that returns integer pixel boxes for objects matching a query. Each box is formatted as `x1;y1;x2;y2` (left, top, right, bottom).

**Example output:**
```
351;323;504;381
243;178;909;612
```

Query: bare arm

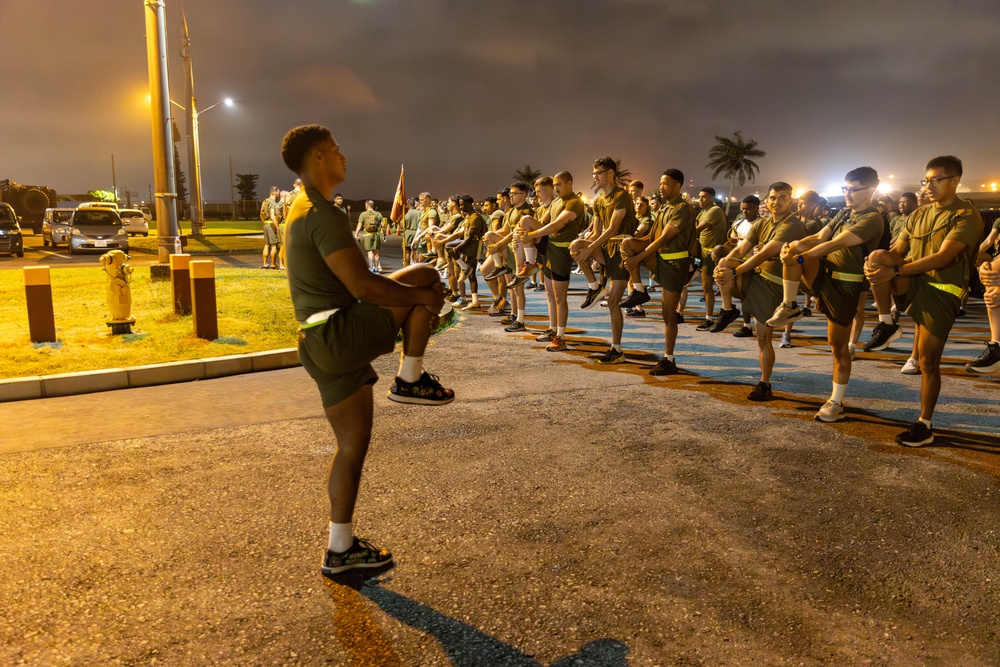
324;246;442;309
526;210;576;240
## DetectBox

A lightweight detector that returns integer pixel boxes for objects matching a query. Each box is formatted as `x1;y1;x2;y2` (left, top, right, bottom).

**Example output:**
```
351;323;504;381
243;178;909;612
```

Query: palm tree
511;165;542;184
614;159;633;189
706;131;765;216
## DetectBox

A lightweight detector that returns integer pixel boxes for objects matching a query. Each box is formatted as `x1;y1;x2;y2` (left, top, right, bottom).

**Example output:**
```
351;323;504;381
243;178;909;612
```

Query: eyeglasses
920;175;957;187
592;169;610;178
841;186;873;195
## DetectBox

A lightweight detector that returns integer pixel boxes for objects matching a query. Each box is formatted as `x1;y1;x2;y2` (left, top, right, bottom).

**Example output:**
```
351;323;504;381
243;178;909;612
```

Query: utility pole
111;154;117;202
229;156;236;220
144;0;180;263
181;10;205;236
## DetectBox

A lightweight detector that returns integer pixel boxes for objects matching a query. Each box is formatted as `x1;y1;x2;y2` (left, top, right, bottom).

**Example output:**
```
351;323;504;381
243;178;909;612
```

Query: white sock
491;253;503;268
613;343;622;352
918;417;932;428
632;282;646;292
398;354;423;383
457;258;468;270
470;292;479;303
782;280;798;307
525;246;537;263
879;313;894;324
831;382;847;404
328;521;353;553
588;281;600;290
556;326;566;336
666;354;675;362
517;309;525;323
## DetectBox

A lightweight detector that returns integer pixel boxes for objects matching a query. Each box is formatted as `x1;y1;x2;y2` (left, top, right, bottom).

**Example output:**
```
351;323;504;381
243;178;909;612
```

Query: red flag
390;164;406;223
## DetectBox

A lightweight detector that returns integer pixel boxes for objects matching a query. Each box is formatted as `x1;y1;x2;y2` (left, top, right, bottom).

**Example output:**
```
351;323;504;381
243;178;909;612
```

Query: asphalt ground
1;236;998;665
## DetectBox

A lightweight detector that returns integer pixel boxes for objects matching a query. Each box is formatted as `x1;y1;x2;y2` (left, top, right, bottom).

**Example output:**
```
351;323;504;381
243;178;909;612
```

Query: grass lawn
1;266;298;380
128;220;265;255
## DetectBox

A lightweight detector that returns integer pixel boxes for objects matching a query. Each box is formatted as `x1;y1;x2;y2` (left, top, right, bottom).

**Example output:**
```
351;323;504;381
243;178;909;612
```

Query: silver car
67;208;129;254
119;208;150;236
42;208;75;247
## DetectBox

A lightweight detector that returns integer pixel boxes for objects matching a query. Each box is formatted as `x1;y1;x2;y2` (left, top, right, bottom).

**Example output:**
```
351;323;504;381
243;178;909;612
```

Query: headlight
72;228;83;236
117;228;127;236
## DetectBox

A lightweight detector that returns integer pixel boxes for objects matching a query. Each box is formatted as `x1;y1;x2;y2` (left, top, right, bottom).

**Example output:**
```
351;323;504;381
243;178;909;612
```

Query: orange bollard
189;260;218;340
24;266;57;343
170;253;192;315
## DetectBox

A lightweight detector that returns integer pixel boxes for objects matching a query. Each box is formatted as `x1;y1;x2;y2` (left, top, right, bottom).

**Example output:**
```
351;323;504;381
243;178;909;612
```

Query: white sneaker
848;343;857;360
779;332;792;348
766;303;802;328
900;357;920;375
815;399;845;423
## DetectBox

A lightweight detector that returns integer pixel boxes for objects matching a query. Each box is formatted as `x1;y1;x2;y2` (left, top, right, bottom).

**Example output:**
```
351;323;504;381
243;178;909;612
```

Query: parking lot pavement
2;281;998;665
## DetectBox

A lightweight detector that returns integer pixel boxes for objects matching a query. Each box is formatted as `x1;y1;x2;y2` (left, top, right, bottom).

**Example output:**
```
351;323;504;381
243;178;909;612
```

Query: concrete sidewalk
1;296;998;665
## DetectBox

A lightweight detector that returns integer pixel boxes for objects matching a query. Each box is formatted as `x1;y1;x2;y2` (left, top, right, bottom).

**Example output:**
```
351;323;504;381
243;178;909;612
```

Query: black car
0;203;24;257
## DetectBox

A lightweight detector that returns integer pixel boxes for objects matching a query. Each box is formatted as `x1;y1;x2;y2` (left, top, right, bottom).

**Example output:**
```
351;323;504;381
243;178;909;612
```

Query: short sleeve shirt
698;205;729;249
463;212;487;242
285;188;360;321
593;186;638;242
419;207;438;231
501;203;534;236
905;199;984;288
489;210;505;232
821;207;884;274
404;207;421;232
359;210;383;233
654;196;695;256
548;194;585;243
745;214;806;278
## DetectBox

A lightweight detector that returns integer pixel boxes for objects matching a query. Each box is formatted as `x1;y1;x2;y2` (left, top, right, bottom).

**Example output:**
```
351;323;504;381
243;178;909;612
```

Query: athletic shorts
262;225;277;245
603;245;630;281
454;238;481;263
738;271;783;324
895;275;962;342
298;301;396;408
544;242;573;281
700;247;716;272
403;230;417;247
654;256;691;293
362;233;381;251
810;263;865;328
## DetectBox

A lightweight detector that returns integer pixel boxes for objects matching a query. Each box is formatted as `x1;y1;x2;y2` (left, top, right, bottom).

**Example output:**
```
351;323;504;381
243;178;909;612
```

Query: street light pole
181;11;205;235
144;0;180;264
229;156;236;220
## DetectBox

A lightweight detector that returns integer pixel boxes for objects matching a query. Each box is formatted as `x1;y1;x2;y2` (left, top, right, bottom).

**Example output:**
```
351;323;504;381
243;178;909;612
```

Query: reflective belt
657;250;689;260
300;307;339;330
759;270;783;285
831;270;864;283
928;282;966;299
549;240;572;247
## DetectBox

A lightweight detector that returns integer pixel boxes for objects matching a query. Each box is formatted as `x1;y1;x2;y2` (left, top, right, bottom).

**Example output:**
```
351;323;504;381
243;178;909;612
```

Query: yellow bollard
101;250;136;335
169;253;192;315
24;266;56;343
190;259;218;340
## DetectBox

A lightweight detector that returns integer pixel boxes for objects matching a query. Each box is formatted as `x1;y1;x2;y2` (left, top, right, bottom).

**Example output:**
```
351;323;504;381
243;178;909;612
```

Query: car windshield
121;212;143;219
0;207;17;229
74;211;120;226
53;211;73;223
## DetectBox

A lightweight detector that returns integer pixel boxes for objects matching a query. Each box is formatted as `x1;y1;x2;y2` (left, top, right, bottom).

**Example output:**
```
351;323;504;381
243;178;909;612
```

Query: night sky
3;0;1000;204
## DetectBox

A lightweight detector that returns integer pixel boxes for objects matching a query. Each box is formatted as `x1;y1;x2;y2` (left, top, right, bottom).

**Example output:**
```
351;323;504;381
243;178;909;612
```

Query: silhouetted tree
706;131;765;216
512;165;542;184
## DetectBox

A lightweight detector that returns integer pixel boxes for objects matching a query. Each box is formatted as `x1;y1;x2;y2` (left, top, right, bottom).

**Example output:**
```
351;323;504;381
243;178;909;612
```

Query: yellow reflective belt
760;271;783;285
831;271;864;283
928;282;966;299
549;240;572;247
657;250;689;260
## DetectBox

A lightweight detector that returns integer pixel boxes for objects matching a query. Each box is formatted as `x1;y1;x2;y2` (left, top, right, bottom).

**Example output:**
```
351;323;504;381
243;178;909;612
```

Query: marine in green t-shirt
693;188;730;329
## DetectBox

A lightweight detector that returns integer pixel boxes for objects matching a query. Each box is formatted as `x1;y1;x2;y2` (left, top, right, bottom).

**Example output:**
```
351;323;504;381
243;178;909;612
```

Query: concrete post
169;253;192;315
189;259;217;340
24;266;56;344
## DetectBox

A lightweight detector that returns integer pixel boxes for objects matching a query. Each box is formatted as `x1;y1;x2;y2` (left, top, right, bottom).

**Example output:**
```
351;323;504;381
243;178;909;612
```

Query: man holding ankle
281;125;454;576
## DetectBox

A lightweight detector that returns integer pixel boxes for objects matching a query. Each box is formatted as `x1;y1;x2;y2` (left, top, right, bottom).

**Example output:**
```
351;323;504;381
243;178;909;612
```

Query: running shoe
321;537;393;576
500;316;515;325
649;357;678;376
895;421;934;447
675;313;685;324
504;321;526;332
800;307;812;317
900;357;920;375
457;264;476;283
848;342;857;360
461;302;485;312
747;381;773;401
535;328;556;342
625;307;646;318
965;341;1000;373
766;303;802;328
533;283;546;292
780;332;792;348
483;266;509;281
709;307;741;333
546;336;568;352
814;399;845;423
596;347;625;364
388;372;455;405
619;290;651;309
863;322;901;352
580;285;607;310
695;318;714;331
733;326;753;338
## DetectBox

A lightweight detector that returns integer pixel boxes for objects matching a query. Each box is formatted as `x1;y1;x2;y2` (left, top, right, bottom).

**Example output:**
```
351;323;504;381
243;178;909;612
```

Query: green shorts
403;230;417;247
654;255;691;293
298;301;396;408
603;245;630;281
700;247;716;272
739;271;783;324
895;275;962;341
544;242;573;281
810;263;865;328
362;233;382;251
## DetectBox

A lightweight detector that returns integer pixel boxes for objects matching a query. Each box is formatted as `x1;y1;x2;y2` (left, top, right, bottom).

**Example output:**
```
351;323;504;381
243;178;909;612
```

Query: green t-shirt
745;213;806;279
418;207;438;231
653;196;695;256
501;203;534;236
905;199;984;288
801;216;824;236
359;209;384;234
593;186;638;242
403;207;421;232
489;210;505;232
462;212;487;242
821;207;884;274
285;188;360;321
548;194;584;244
698;205;729;249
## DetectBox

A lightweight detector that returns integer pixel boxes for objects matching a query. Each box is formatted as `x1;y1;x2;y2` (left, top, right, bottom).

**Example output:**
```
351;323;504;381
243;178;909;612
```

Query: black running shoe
863;322;901;352
483;266;509;281
966;342;1000;373
322;537;393;575
619;289;651;309
388;372;455;405
733;325;753;338
895;421;934;447
596;347;625;364
675;313;685;324
535;328;556;342
708;307;740;333
695;318;714;331
747;381;773;401
625;307;646;318
649;357;678;376
580;285;607;310
504;321;526;332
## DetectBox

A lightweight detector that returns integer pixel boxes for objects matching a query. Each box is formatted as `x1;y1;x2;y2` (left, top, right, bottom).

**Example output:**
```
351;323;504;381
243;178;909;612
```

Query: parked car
0;203;24;257
67;208;129;254
42;208;76;247
118;208;149;236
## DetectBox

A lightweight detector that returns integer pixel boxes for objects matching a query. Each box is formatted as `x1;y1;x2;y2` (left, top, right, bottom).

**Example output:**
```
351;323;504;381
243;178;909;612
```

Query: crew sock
398;354;423;383
782;280;798;307
879;313;894;325
328;521;354;554
831;382;847;404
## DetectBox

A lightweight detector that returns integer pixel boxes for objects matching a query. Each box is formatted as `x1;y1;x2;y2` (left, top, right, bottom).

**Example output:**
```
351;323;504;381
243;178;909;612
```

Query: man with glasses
713;182;805;401
864;156;983;446
767;167;887;422
570;156;638;364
